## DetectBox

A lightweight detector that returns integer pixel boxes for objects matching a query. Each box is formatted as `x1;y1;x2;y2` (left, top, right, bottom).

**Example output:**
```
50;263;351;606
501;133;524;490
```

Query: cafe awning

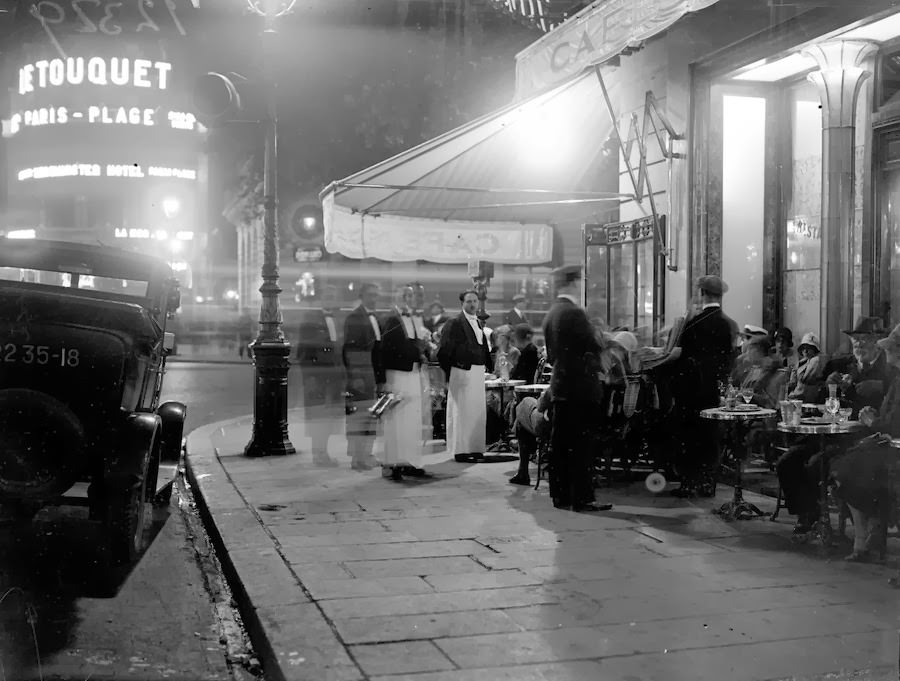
320;70;629;265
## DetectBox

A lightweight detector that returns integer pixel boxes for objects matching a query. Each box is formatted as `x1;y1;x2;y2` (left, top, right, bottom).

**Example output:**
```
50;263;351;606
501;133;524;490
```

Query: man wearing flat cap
776;316;900;534
541;264;612;512
666;274;738;497
504;293;529;328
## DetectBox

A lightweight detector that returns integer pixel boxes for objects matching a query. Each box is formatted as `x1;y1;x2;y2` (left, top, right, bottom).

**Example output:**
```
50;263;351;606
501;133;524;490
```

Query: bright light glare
733;53;816;82
224;289;239;301
169;239;184;254
302;216;317;229
840;11;900;41
194;295;204;304
514;101;576;168
7;229;36;239
162;196;181;219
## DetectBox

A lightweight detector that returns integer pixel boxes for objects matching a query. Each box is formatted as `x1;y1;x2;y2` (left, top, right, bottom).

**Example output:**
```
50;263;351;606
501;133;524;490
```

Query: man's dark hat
697;274;728;296
774;327;793;346
551;264;582;286
843;316;889;337
513;323;532;341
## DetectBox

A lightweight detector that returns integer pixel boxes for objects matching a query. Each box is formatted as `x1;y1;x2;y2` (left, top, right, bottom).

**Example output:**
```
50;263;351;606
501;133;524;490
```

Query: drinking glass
739;387;754;405
824;396;840;424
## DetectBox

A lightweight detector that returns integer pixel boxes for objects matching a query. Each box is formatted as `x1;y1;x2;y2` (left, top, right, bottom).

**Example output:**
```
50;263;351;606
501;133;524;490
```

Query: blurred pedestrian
342;283;384;471
295;285;344;467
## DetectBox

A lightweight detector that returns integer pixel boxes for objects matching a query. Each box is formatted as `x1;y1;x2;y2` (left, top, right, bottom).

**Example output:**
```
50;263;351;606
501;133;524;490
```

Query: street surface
0;361;267;681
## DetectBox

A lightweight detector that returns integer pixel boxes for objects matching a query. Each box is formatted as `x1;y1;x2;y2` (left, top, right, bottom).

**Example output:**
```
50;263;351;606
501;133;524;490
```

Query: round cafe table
777;418;865;554
484;379;526;453
700;406;778;521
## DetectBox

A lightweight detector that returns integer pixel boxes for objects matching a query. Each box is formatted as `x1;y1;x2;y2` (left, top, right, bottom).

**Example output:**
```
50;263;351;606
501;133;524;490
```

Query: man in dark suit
667;274;737;497
296;285;344;467
503;294;528;328
510;323;539;383
342;283;384;471
438;290;493;463
542;266;612;512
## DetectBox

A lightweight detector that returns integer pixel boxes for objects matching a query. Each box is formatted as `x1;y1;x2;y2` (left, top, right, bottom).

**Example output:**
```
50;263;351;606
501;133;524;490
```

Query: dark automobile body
0;240;185;563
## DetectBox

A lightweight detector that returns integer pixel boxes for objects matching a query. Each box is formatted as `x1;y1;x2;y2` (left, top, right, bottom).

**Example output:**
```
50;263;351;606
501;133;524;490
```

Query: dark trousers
515;420;540;478
776;435;854;521
673;404;720;490
776;441;818;519
549;401;597;507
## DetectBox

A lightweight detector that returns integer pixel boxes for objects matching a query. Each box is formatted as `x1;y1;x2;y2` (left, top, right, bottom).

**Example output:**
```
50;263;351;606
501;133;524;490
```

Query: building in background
325;0;900;353
0;0;206;299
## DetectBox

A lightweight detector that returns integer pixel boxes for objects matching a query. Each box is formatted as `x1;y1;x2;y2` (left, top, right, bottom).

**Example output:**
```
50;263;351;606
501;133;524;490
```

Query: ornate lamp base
244;338;296;458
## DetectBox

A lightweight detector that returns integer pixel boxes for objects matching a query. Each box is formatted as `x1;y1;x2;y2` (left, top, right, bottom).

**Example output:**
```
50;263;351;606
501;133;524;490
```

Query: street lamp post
243;0;297;457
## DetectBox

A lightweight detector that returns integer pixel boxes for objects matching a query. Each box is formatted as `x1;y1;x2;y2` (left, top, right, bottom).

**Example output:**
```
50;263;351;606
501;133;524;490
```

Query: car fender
157;401;187;463
105;412;160;487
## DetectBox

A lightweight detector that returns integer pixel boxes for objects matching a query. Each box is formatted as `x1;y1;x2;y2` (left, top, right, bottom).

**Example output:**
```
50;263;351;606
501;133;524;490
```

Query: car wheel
107;458;148;565
144;436;161;504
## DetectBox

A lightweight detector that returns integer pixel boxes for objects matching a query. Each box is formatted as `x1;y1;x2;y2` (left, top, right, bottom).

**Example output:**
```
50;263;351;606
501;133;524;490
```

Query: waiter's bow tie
401;311;411;317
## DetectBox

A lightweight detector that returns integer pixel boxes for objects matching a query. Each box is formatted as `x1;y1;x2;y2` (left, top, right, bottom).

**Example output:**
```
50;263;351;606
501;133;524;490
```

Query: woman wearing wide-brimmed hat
786;332;826;402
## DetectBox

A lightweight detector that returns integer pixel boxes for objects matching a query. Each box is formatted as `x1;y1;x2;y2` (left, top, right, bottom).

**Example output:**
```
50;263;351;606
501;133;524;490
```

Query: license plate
2;342;82;367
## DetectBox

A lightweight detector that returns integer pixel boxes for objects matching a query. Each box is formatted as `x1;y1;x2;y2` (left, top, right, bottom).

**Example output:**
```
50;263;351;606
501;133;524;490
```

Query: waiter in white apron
437;290;493;463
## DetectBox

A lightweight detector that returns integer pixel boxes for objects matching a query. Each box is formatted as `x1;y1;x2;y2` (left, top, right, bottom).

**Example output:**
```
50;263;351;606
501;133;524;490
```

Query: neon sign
18;164;197;181
5;107;199;136
18;57;172;95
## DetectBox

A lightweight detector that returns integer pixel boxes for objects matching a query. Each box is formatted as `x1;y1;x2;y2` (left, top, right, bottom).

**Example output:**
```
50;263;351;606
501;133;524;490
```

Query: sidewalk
185;411;900;681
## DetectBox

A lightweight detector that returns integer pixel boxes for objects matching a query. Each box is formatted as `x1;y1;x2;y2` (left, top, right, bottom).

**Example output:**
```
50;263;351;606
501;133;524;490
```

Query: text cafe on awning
322;0;900;353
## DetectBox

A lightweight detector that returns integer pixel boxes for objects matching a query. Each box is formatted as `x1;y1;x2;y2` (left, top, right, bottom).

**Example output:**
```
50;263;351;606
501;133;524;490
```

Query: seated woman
786;332;826;402
830;322;900;563
734;335;784;408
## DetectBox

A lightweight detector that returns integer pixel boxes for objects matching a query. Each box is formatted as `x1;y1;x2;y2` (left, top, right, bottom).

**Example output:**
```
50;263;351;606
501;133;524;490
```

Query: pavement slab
186;410;900;681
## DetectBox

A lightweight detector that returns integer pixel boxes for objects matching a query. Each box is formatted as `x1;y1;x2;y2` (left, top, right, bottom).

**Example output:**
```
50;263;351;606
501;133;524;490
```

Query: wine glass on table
739;386;754;406
824;383;840;425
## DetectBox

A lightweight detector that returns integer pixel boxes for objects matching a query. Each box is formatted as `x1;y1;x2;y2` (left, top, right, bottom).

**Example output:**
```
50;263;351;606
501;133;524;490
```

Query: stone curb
184;416;365;681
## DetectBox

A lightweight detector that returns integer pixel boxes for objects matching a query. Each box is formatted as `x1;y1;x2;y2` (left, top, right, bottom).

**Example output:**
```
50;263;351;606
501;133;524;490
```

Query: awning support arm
595;65;675;271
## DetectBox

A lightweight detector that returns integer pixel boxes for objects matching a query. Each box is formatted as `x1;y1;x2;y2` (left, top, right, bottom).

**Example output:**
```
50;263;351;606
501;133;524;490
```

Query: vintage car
0;240;186;564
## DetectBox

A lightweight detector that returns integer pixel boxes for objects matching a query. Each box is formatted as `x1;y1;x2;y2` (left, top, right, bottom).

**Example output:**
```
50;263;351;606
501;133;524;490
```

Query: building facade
0;0;206;296
326;0;900;352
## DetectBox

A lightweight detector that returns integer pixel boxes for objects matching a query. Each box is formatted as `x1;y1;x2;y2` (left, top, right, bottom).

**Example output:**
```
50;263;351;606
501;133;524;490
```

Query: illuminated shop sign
114;229;194;241
17;164;197;181
5;106;198;135
18;57;172;95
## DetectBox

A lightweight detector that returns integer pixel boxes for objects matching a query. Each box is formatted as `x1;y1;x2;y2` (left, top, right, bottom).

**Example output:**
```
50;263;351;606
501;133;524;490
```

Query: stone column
803;40;877;354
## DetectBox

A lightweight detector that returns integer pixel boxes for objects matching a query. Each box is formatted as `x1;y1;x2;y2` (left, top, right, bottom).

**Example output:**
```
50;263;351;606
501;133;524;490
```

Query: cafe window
584;216;666;344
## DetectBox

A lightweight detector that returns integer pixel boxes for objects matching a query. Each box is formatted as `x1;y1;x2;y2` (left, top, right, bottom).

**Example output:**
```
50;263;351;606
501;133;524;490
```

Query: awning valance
321;70;626;265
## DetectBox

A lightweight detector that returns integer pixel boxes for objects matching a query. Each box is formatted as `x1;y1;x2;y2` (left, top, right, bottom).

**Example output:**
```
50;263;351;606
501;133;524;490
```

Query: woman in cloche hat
786;332;825;402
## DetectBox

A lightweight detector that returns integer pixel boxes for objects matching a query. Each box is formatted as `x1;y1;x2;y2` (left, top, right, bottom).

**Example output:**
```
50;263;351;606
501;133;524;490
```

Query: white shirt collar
463;311;478;322
558;294;578;305
702;302;721;309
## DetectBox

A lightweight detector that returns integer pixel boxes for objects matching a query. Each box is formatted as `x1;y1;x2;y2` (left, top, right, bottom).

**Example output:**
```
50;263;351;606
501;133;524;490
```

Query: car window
78;275;149;297
0;266;149;299
0;267;73;287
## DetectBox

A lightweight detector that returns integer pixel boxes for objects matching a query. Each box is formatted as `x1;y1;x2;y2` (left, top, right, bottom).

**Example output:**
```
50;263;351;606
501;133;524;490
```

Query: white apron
383;365;425;467
447;364;486;455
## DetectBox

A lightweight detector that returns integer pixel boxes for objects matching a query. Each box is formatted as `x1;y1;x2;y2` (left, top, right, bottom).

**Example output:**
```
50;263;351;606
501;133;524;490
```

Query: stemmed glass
739;387;754;405
824;384;841;425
